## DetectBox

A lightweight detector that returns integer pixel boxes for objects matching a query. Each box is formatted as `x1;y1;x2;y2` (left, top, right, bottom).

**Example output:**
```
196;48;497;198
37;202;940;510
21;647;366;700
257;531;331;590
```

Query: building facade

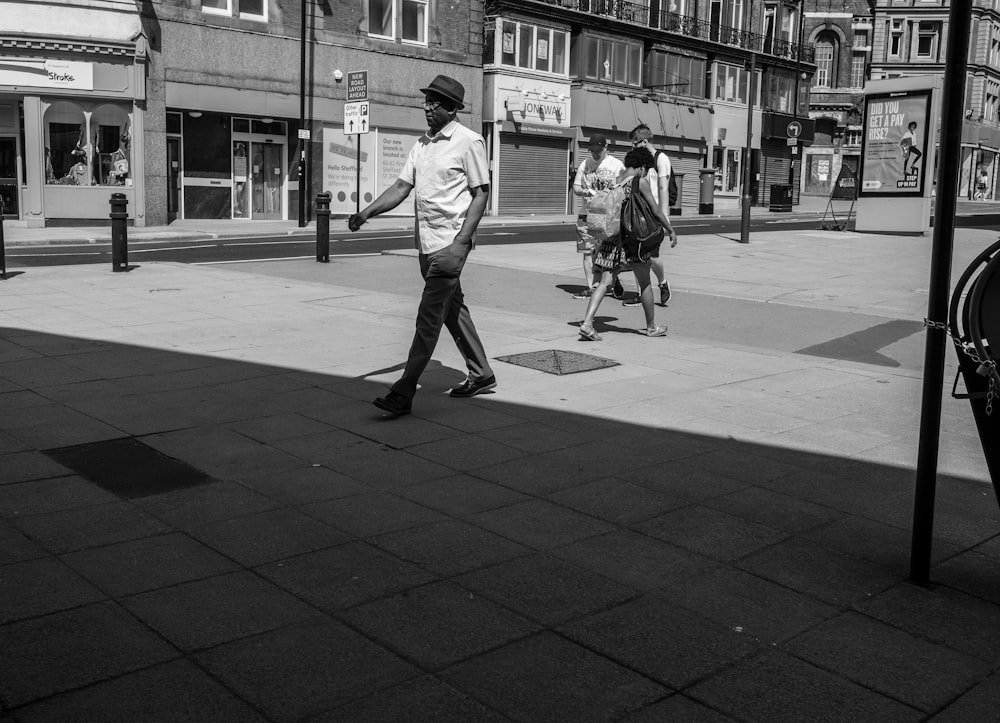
0;0;147;227
485;0;817;215
801;0;874;198
2;0;817;227
869;0;1000;200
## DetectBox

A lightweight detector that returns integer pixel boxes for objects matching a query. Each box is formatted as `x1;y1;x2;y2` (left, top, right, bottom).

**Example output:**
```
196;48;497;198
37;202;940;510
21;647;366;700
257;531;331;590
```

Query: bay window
496;20;569;76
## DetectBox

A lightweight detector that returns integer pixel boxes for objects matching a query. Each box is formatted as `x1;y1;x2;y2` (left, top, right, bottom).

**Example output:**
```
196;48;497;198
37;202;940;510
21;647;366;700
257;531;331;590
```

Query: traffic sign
344;101;370;134
786;120;803;138
347;71;368;101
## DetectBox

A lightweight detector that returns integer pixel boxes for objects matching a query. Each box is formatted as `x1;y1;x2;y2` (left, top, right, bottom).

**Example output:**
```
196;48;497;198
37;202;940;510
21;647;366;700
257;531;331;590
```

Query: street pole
790;0;804;187
909;0;972;585
297;0;307;227
740;16;757;244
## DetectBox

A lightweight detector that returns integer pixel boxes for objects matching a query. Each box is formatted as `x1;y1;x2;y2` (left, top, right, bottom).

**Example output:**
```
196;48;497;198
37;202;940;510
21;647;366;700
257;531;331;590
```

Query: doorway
251;142;283;220
0;136;19;218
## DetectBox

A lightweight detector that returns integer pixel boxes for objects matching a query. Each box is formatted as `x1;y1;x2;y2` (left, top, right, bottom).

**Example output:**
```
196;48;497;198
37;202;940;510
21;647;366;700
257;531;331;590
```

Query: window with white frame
850;53;866;88
991;25;1000;67
713;62;758;104
889;19;905;58
202;0;267;21
498;21;569;76
577;34;641;86
368;0;426;44
986;81;1000;122
814;35;836;88
646;49;706;98
915;21;939;59
853;28;868;49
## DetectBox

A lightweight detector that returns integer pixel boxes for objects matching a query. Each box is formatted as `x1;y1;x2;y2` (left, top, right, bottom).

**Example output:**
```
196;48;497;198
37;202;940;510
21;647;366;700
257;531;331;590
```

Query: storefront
484;75;573;215
711;103;761;207
0;41;147;226
760;111;813;206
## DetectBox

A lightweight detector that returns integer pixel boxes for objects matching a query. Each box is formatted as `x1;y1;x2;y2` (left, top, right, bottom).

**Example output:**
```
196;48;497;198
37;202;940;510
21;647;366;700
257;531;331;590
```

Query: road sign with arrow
344;101;370;135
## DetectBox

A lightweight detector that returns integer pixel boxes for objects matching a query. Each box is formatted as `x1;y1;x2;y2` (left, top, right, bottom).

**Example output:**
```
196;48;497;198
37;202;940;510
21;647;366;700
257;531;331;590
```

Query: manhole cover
495;349;619;375
45;438;214;499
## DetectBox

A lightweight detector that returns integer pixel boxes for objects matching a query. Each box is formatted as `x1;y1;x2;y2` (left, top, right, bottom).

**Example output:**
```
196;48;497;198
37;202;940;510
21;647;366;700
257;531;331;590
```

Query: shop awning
574;89;711;152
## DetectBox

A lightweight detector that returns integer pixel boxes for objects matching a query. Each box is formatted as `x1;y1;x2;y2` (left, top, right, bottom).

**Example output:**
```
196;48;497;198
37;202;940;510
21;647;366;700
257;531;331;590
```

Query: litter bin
769;184;792;212
698;168;715;215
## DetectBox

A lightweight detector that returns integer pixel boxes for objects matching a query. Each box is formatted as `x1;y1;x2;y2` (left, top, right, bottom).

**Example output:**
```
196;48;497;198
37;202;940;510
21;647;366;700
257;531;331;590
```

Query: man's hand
348;212;367;232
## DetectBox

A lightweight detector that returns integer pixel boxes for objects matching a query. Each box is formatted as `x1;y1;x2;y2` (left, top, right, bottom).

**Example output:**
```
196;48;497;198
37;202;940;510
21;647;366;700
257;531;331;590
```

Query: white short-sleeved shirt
644;151;672;209
575;154;625;215
399;120;490;254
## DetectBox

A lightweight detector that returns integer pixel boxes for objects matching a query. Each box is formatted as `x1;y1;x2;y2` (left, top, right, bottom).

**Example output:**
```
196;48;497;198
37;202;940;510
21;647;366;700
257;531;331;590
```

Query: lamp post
297;0;308;227
791;0;805;187
740;2;757;244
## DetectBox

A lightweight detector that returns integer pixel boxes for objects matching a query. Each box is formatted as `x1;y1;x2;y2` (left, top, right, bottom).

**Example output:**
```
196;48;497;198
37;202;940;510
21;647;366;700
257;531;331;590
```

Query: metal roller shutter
761;140;801;205
667;152;703;209
498;133;569;215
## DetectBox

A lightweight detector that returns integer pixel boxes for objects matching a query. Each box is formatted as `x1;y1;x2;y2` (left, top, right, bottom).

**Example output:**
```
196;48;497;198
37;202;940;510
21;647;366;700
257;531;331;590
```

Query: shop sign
0;59;94;90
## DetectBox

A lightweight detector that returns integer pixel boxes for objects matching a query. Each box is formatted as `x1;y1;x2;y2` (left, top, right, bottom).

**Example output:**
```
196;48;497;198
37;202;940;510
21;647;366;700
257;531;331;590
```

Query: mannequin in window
67;140;90;186
45;147;55;183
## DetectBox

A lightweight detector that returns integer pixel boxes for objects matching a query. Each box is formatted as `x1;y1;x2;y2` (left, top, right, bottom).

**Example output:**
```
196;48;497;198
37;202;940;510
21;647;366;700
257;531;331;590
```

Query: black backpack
654;150;679;206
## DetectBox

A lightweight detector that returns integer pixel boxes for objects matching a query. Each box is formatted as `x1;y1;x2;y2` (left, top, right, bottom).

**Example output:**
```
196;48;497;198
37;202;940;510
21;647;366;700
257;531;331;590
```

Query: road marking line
195;252;383;265
223;240;313;246
7;252;103;257
130;244;217;253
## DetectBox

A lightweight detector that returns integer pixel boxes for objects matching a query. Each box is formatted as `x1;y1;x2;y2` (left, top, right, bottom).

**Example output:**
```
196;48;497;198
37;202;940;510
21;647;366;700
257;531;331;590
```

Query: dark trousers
390;241;493;399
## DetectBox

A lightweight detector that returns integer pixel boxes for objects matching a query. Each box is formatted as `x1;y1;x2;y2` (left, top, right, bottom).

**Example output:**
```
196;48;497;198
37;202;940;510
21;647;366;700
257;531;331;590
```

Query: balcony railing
545;0;815;64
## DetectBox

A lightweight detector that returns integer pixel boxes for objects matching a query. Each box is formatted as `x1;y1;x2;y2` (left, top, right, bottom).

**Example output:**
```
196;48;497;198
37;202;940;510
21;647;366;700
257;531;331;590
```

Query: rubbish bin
769;184;792;212
670;173;683;216
698;168;715;215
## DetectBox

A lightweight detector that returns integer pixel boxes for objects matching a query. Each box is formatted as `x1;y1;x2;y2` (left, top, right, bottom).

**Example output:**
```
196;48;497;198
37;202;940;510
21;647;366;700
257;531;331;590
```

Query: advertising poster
859;90;931;196
322;127;376;215
378;130;423;213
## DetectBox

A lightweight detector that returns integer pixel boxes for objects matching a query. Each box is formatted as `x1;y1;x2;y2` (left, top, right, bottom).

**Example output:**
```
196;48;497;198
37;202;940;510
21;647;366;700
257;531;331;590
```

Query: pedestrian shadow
568;316;646;336
556;283;590;298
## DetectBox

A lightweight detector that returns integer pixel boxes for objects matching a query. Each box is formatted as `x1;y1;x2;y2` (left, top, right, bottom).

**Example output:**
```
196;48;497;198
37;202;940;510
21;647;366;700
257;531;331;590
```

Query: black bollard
315;191;331;263
110;193;128;271
0;197;6;279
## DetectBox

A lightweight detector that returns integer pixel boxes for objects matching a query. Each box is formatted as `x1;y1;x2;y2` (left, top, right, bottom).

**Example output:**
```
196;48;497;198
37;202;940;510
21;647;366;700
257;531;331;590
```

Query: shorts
576;216;595;253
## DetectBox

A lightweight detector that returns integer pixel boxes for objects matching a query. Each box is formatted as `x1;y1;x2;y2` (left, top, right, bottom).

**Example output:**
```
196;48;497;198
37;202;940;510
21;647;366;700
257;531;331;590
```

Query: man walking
348;75;495;417
622;123;677;307
572;134;625;299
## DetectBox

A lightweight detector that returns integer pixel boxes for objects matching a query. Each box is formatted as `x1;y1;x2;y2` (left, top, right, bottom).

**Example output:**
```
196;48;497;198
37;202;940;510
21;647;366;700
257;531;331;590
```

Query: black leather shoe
373;391;412;416
449;375;497;398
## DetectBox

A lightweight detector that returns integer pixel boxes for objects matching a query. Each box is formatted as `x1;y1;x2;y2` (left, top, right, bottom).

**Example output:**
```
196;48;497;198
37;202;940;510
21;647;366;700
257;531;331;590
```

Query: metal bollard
0;197;6;279
315;191;331;263
110;193;128;271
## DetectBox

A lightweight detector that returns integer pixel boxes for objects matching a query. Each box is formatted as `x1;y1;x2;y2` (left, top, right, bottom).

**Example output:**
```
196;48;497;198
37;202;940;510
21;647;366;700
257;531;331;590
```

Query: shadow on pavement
1;328;999;721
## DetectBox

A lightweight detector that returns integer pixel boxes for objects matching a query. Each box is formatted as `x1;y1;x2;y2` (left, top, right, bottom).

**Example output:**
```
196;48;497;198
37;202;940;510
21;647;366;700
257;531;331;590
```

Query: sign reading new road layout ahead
344;101;370;135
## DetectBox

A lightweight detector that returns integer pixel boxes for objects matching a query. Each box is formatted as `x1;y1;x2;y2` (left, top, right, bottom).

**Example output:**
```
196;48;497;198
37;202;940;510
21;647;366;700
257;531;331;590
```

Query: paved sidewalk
1;226;998;721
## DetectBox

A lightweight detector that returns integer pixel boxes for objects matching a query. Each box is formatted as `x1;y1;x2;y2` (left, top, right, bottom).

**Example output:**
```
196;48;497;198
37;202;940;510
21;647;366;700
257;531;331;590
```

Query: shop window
44;101;131;187
202;0;267;21
762;68;794;113
499;20;569;76
645;49;706;99
368;0;426;44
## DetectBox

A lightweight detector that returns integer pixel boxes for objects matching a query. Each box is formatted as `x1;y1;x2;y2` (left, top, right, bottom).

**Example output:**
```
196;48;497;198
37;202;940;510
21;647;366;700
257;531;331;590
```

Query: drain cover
495;349;619;375
45;438;213;499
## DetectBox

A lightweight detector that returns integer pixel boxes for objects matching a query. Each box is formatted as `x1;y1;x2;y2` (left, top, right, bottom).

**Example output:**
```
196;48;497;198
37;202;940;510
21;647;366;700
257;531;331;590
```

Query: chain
925;319;998;415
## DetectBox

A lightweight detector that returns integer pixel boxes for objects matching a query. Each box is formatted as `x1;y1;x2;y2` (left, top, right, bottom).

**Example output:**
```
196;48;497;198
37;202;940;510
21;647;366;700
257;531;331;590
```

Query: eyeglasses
631;138;648;147
422;99;444;110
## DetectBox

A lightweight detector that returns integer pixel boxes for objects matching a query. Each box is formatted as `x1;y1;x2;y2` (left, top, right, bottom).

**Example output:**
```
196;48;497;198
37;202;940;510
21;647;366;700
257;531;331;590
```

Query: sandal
644;325;668;337
579;324;602;341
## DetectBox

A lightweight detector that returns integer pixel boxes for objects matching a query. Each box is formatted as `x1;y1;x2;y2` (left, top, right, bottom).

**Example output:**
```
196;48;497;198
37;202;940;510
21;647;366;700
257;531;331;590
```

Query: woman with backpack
578;146;677;341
